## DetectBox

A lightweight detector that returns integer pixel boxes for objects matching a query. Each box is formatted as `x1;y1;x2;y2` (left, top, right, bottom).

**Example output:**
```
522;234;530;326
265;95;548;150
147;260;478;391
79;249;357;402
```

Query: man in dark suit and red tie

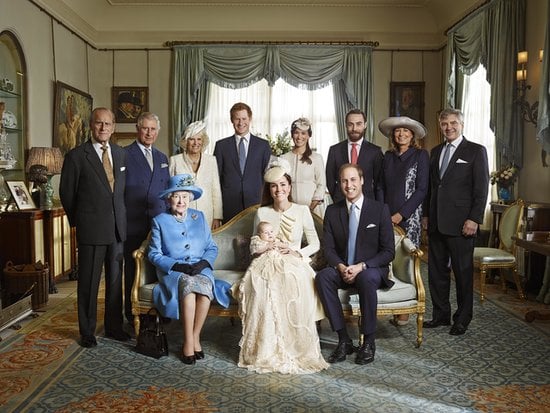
214;102;272;222
123;112;169;325
60;107;129;347
326;108;384;203
316;163;395;365
423;108;489;336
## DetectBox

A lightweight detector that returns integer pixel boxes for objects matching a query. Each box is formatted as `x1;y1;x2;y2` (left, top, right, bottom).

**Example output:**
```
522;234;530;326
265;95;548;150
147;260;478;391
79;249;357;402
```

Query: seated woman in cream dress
169;120;223;229
232;160;328;374
281;117;327;218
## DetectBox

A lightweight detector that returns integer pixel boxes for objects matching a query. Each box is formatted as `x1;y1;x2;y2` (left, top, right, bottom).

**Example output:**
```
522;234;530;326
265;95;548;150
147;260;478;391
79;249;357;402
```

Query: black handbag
135;309;168;359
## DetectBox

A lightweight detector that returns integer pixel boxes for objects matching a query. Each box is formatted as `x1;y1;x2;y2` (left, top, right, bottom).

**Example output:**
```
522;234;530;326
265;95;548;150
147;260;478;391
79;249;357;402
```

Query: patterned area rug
1;264;549;413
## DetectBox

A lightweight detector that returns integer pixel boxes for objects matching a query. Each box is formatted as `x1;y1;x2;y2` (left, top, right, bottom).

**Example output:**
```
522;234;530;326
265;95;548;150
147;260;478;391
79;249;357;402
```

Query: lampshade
26;147;64;175
517;51;528;65
516;69;527;82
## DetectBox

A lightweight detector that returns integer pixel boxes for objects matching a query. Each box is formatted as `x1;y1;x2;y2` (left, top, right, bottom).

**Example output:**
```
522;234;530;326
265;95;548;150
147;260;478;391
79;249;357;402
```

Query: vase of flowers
263;129;292;156
490;164;519;202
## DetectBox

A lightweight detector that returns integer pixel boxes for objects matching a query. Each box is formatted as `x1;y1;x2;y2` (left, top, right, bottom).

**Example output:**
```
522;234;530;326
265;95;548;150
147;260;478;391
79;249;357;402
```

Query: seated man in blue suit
316;163;395;365
214;102;271;222
124;112;170;325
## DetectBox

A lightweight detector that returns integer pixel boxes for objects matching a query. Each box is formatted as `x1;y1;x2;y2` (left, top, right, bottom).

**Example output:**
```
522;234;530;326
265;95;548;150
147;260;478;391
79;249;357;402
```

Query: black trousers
77;242;124;337
427;230;475;327
315;266;383;336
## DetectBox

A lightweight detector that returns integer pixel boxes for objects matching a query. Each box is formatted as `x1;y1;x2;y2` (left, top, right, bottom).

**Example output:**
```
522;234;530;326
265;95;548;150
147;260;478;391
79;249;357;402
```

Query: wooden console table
513;231;550;322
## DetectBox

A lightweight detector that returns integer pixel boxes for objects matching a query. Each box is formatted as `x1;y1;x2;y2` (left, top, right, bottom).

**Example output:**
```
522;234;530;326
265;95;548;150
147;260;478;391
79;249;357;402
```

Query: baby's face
259;225;276;242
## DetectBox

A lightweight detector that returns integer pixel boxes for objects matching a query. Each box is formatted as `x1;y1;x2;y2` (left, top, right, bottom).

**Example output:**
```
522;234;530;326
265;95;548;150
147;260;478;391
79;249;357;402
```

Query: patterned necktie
347;203;358;265
238;137;246;173
101;144;114;191
350;143;358;165
145;147;153;171
439;143;452;178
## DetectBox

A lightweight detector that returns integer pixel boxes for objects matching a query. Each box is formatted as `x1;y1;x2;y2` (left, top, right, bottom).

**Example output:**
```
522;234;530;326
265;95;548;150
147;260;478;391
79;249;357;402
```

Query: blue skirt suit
380;147;429;246
148;209;227;319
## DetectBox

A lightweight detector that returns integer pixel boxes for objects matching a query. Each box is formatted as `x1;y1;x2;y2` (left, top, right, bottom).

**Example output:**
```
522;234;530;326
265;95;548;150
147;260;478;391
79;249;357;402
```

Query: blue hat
213;279;232;309
158;174;203;200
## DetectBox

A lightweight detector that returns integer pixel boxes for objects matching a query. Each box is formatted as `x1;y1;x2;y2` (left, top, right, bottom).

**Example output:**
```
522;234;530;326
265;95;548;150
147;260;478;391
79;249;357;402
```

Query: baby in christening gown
233;221;328;374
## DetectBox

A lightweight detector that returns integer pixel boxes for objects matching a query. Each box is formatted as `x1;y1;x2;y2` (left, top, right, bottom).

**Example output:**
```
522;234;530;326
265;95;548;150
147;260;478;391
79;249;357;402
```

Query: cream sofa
131;204;426;347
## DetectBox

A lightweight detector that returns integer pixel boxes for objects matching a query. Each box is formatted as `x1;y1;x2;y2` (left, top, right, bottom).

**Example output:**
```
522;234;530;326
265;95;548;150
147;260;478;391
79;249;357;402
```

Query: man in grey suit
214;102;271;222
123;112;169;325
60;107;129;347
326;109;383;203
423;108;489;336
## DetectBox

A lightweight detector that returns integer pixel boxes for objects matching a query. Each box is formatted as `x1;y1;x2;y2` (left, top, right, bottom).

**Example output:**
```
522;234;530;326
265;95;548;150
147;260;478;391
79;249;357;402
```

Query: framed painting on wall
53;81;93;155
112;132;136;147
389;81;425;124
112;86;148;124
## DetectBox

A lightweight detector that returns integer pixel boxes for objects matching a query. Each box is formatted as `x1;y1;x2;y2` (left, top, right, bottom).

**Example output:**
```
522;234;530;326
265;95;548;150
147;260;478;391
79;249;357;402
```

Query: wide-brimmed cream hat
378;116;427;139
264;157;291;183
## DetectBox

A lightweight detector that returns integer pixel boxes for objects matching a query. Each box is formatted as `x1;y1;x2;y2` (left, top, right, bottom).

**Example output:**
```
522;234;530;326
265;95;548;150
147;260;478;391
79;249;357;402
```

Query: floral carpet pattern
0;264;549;413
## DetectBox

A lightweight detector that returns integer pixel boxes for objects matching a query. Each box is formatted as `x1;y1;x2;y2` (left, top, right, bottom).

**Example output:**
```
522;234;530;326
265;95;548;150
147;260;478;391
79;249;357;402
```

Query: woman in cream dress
169;121;223;229
281;117;326;218
232;161;328;374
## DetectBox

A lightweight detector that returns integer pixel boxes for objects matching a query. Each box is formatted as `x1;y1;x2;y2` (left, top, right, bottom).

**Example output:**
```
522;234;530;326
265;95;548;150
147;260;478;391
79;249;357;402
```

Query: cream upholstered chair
474;199;527;302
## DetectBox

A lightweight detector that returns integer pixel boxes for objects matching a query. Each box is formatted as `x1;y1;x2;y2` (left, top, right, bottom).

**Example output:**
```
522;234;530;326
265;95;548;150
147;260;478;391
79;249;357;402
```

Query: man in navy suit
123;112;169;324
316;163;395;365
214;102;271;222
326;109;384;203
60;107;128;347
423;108;489;336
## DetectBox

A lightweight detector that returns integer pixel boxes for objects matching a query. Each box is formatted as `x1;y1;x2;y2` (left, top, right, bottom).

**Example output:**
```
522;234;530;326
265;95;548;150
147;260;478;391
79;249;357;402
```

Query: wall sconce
26;147;64;209
516;51;538;126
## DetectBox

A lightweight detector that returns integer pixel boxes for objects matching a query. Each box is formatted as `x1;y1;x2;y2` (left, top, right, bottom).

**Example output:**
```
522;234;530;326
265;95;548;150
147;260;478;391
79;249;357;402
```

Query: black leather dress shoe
423;319;451;328
80;335;97;348
355;342;375;365
327;340;355;363
194;350;205;360
449;323;467;335
105;330;131;342
181;354;196;365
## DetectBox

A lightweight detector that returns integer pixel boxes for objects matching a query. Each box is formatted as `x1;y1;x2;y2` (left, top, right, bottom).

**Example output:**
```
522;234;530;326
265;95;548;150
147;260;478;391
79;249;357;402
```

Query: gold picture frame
112;132;135;147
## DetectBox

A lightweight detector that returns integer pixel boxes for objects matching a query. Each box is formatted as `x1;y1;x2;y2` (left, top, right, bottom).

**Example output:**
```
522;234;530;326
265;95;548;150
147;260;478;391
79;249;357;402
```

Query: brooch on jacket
191;213;198;220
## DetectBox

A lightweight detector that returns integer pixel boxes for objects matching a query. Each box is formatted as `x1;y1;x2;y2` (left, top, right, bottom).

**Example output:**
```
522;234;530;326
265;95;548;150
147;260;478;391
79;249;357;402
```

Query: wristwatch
361;262;367;271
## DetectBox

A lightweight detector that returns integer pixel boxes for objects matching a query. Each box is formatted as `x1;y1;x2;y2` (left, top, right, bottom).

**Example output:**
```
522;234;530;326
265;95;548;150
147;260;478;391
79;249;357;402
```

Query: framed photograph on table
6;181;36;210
53;81;93;155
389;82;425;124
112;87;148;124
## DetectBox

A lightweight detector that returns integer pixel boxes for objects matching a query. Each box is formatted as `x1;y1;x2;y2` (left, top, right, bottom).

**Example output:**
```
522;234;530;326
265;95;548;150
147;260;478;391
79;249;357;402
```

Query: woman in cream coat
169;121;223;229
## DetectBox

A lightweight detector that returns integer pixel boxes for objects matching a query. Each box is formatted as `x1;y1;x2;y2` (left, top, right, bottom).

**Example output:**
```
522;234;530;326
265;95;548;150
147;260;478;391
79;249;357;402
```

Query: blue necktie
440;143;451;178
347;203;358;265
238;137;246;173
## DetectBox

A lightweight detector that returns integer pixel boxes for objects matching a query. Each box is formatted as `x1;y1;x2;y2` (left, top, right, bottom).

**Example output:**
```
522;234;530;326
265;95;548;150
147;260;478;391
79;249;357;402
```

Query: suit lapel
84;140;112;192
339;140;349;164
442;138;467;180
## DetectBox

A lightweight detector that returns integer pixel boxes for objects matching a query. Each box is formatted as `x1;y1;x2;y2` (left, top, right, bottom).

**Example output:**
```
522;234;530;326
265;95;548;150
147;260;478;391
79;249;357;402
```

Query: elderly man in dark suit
316;163;395;365
60;107;129;348
326;109;384;203
214;102;271;222
123;112;169;325
423;108;489;336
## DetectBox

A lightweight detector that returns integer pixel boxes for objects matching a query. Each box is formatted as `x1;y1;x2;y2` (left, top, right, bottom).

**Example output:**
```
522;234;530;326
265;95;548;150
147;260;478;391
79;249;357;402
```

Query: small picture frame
6;181;36;210
112;132;136;147
389;81;425;124
112;87;148;123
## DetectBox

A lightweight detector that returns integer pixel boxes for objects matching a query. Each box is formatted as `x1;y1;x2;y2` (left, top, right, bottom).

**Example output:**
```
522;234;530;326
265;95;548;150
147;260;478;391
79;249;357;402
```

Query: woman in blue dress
148;174;230;364
378;116;429;325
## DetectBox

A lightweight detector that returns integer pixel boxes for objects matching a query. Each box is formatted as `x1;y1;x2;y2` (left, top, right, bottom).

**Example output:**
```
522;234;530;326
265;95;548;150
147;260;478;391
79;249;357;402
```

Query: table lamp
26;147;64;209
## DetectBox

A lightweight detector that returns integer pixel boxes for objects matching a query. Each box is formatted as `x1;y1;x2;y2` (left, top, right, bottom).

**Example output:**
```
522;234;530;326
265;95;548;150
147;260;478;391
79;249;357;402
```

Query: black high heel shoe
194;350;205;360
181;354;196;365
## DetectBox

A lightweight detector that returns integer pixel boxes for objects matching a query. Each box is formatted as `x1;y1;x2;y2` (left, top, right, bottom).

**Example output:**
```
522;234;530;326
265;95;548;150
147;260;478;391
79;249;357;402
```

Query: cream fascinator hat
179;120;209;151
264;157;292;183
378;116;427;139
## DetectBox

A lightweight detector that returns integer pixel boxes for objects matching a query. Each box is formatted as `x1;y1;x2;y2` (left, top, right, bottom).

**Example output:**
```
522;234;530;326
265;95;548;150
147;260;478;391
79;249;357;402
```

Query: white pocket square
161;163;168;168
456;158;468;164
366;224;376;229
120;166;126;171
